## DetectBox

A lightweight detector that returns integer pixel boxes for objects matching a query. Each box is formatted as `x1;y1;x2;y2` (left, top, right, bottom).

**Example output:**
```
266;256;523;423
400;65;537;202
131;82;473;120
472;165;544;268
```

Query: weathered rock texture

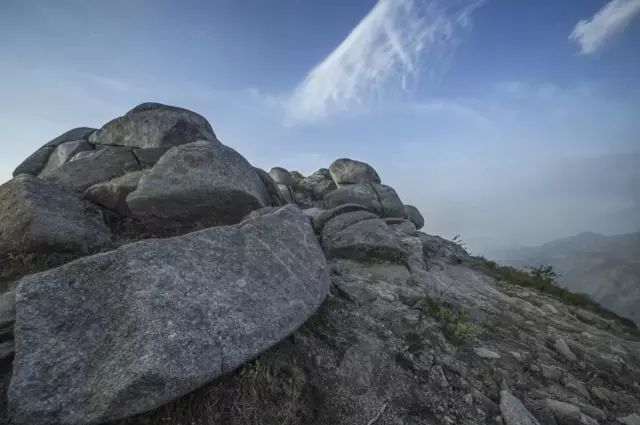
13;127;95;176
321;210;406;263
8;205;329;425
84;171;145;216
41;146;140;192
89;102;217;149
0;175;110;257
324;183;406;218
329;158;381;186
127;140;269;227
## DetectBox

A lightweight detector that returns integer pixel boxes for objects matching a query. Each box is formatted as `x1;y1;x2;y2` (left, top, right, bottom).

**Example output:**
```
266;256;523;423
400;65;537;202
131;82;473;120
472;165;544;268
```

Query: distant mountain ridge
493;231;640;324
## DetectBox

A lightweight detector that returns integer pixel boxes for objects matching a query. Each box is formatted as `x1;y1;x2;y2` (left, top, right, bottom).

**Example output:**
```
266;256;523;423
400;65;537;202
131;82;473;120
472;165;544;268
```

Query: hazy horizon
2;0;639;253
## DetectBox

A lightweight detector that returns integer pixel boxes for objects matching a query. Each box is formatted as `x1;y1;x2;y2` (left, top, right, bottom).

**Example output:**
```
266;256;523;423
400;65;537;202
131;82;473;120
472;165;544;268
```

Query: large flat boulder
0;175;110;257
321;210;406;263
41;146;140;192
89;102;217;149
323;183;405;218
127;140;269;227
328;158;381;186
13;127;95;176
8;205;329;425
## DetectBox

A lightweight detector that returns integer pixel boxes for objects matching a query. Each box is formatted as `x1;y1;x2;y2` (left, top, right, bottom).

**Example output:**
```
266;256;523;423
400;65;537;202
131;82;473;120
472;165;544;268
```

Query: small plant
451;234;468;250
422;298;477;344
529;264;558;283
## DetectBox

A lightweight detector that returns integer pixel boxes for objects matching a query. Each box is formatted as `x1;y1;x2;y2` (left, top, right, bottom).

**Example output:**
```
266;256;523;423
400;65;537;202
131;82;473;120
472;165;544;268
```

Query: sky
1;0;639;253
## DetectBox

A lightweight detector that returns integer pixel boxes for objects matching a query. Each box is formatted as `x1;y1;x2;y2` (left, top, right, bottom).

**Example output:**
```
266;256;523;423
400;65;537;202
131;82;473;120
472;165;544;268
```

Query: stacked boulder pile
0;103;426;424
2;103;638;425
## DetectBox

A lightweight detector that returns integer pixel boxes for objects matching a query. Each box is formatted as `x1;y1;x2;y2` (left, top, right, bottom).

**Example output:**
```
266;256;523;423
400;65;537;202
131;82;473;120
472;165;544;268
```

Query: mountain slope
494;232;640;324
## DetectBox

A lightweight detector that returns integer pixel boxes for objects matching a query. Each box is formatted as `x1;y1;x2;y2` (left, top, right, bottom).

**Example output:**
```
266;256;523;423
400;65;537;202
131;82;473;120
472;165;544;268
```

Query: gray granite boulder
277;184;294;204
268;167;294;186
404;204;425;230
13;127;95;176
418;233;469;261
255;168;286;206
321;210;405;263
39;140;94;175
0;175;110;257
89;102;217;149
328;158;381;186
309;203;369;234
545;399;597;425
127;140;269;227
385;218;418;236
8;205;329;425
84;171;145;216
323;183;405;218
40;146;140;192
298;168;337;201
500;391;541;425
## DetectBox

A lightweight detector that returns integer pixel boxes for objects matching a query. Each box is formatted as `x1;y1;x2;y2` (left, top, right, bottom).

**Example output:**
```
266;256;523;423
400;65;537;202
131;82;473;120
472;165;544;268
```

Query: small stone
464;393;474;405
619;414;640;425
378;290;397;302
554;337;577;362
500;390;541;425
541;364;564;382
474;347;501;359
563;374;590;398
404;311;420;325
590;387;610;403
510;351;524;361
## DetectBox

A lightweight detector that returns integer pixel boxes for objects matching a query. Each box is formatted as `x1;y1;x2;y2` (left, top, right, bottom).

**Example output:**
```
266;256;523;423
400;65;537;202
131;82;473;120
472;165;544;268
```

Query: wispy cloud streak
286;0;482;124
570;0;640;54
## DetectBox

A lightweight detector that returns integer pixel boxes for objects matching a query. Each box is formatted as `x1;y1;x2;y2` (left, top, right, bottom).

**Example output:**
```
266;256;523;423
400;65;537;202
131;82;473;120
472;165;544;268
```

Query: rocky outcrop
0;175;110;257
89;102;217;149
127;140;269;228
8;206;329;425
323;183;406;218
329;158;381;186
3;101;637;425
40;146;140;192
13;127;96;176
297;168;337;201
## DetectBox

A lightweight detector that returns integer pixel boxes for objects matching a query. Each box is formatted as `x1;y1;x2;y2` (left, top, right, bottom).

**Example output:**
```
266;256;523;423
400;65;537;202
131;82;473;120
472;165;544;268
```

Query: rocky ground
0;103;638;425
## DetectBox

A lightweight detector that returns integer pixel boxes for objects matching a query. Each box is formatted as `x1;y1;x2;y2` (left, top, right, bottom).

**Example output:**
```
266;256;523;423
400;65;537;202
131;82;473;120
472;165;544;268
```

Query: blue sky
1;0;639;251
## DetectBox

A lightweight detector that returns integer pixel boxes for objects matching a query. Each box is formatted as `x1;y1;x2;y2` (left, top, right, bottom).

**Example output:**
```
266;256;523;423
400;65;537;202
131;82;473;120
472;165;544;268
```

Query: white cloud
286;0;482;124
570;0;640;54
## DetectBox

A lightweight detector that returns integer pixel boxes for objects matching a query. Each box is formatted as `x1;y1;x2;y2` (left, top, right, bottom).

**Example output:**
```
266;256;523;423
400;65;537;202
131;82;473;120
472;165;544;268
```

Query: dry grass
111;351;319;425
